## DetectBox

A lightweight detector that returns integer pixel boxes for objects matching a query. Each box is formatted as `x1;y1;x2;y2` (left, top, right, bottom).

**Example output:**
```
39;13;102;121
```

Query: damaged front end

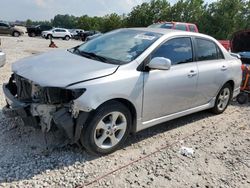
2;73;88;143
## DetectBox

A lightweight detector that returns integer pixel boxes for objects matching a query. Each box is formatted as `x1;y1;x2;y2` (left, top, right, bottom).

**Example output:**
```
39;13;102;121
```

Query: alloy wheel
94;111;127;149
217;87;230;111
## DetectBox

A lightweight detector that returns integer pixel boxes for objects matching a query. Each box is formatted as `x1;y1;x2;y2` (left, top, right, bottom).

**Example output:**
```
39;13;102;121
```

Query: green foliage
25;0;250;39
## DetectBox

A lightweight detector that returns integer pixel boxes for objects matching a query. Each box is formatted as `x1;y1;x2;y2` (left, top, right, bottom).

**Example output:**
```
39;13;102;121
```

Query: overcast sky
0;0;216;21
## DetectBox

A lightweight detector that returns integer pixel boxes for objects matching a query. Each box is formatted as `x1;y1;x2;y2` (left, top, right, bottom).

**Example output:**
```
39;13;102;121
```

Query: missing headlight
41;88;86;104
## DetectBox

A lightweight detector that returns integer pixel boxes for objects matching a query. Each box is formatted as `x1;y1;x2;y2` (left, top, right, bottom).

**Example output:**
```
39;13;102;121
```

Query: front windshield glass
76;29;162;64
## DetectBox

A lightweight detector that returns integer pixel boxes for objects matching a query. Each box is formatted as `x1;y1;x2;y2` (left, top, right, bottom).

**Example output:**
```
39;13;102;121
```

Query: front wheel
80;101;132;155
46;34;52;39
13;31;20;37
211;83;232;114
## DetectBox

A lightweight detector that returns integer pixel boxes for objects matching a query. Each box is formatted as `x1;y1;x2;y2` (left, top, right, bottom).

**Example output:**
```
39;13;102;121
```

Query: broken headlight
41;88;86;104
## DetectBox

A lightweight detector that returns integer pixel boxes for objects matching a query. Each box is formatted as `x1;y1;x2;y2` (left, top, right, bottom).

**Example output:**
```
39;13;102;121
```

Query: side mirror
147;57;171;70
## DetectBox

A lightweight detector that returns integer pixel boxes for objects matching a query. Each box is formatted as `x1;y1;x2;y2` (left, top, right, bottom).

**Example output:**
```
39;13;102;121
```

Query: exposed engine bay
3;73;88;143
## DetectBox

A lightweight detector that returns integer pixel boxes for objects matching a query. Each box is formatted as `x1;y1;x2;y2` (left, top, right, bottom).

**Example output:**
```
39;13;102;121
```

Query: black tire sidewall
237;93;248;104
81;102;132;155
212;83;232;114
13;31;20;37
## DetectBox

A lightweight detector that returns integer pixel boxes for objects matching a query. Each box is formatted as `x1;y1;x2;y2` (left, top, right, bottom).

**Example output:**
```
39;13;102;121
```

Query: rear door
194;38;228;105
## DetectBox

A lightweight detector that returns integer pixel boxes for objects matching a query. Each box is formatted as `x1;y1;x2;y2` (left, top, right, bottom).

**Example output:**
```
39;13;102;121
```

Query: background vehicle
148;21;199;32
149;21;232;51
0;49;6;67
2;28;241;155
42;28;71;40
231;29;250;64
69;29;84;40
26;25;52;37
85;33;103;41
77;30;100;41
0;22;24;37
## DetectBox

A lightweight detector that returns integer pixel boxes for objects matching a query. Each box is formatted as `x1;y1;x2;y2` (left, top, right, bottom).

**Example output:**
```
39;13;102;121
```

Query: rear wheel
80;101;131;155
211;83;232;114
64;35;70;41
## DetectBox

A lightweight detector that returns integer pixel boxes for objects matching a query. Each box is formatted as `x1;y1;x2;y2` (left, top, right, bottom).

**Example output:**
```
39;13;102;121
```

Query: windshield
75;29;162;64
148;23;174;29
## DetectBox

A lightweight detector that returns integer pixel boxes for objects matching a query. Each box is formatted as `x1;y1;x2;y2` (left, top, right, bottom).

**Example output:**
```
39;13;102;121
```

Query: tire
236;93;248;104
13;31;20;37
31;32;36;37
64;35;70;41
47;34;52;39
80;101;132;155
210;83;232;114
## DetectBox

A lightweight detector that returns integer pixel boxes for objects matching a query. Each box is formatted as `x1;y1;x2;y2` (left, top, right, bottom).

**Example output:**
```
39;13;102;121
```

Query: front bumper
2;82;89;143
0;51;6;67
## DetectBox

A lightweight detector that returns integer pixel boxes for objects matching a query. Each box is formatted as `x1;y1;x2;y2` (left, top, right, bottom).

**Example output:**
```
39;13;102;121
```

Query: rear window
175;24;187;31
196;38;224;61
152;37;193;65
189;25;197;32
148;23;173;29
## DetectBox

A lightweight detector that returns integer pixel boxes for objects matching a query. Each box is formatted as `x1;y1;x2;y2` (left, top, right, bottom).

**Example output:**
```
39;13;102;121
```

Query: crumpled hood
12;50;118;87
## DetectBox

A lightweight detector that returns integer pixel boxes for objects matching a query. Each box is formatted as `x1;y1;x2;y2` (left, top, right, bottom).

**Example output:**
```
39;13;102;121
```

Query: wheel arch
224;80;235;99
95;98;137;133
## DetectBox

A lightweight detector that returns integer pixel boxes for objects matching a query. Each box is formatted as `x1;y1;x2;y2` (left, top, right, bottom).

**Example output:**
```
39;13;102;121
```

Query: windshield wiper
70;47;123;65
79;51;109;63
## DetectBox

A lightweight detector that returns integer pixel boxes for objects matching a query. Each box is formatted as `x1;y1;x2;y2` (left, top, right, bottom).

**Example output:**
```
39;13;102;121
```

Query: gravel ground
0;34;249;188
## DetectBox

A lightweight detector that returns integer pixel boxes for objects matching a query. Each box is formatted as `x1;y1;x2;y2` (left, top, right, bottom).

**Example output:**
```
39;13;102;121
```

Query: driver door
142;37;198;122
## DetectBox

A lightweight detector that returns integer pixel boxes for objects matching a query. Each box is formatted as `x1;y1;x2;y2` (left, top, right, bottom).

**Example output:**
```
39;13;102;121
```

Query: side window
196;38;223;61
189;25;196;32
54;29;60;32
0;23;8;27
217;46;224;59
152;37;193;65
175;24;187;31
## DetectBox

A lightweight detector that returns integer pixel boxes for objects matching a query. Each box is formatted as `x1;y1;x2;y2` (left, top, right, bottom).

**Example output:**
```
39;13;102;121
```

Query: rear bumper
0;51;6;68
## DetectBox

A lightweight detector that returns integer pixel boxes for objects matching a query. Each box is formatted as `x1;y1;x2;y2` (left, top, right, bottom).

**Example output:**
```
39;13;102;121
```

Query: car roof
127;27;212;39
54;28;67;30
153;21;196;25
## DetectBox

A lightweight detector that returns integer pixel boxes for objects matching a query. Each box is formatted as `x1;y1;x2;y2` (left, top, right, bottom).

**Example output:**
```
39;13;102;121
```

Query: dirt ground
0;33;249;188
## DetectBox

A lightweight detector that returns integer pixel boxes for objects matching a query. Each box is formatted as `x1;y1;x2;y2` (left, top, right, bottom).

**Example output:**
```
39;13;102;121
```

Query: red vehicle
218;40;231;51
148;21;233;51
148;21;199;32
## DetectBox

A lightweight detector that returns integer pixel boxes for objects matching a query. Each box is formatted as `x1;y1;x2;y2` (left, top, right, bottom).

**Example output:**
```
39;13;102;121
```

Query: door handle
221;65;228;71
188;70;197;77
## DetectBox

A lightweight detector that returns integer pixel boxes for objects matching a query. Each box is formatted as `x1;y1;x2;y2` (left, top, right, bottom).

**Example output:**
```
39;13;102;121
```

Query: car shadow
0;108;214;184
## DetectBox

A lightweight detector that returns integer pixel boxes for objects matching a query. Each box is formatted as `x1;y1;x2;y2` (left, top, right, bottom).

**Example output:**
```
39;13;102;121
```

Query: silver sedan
2;28;242;155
